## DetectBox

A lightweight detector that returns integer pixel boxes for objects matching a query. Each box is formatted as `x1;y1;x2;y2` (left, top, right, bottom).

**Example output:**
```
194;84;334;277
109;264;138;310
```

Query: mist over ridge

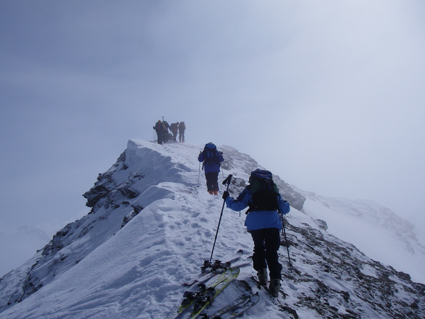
0;139;423;318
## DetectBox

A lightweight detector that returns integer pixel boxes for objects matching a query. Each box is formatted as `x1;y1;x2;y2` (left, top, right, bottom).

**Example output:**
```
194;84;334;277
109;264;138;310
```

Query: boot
269;278;280;297
257;268;268;285
213;190;218;195
208;191;213;195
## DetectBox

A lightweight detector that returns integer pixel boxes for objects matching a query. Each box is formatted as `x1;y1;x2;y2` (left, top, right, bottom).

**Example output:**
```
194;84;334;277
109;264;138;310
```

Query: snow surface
300;192;425;284
0;140;272;318
0;139;423;318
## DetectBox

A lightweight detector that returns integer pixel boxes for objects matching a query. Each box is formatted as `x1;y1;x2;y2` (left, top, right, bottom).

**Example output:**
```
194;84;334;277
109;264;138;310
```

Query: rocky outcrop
0;140;423;318
83;151;142;209
279;219;425;318
219;145;306;211
0;151;138;313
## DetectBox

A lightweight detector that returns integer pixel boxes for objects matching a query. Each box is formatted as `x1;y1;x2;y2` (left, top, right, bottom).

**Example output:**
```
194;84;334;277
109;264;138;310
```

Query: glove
222;191;229;200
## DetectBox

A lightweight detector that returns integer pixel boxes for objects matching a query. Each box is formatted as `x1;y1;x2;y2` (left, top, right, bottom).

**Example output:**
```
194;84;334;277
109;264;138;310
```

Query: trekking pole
209;174;233;263
198;162;201;186
280;214;292;267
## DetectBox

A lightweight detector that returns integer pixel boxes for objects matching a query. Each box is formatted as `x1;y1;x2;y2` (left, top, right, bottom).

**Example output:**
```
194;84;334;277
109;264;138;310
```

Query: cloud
0;0;424;256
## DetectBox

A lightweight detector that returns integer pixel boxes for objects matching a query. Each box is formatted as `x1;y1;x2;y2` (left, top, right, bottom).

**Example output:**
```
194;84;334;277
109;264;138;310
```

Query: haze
1;1;424;275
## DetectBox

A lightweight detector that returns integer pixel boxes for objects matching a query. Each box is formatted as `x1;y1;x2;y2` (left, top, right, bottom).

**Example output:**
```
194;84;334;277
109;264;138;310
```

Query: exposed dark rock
121;206;143;228
83;185;110;207
280;221;425;318
315;219;328;230
1;143;423;318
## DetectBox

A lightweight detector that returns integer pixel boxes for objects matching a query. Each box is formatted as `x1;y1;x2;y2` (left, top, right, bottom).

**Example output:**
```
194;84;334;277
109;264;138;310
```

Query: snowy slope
0;140;423;319
300;191;425;284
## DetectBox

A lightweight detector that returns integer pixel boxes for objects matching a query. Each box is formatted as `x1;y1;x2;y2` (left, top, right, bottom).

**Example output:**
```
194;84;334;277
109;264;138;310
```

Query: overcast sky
1;0;424;243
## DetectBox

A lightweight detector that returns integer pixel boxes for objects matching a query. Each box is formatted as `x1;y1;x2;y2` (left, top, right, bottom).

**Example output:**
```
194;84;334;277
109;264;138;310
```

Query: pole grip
222;174;233;186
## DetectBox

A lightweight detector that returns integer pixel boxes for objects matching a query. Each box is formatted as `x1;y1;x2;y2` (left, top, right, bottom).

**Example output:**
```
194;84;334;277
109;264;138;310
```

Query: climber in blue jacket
198;143;224;195
222;169;290;296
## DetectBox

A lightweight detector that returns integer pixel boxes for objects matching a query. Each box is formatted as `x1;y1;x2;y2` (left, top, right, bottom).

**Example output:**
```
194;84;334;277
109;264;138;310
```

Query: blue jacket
225;187;290;231
198;149;224;173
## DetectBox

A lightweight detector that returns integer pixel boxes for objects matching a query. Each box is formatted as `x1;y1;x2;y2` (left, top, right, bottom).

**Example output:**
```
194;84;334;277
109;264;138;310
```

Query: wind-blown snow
301;191;425;284
0;141;260;318
0;139;423;319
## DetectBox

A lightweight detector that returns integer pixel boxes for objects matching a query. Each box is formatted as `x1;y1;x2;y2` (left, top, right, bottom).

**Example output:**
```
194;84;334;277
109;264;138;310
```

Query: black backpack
248;169;279;211
202;143;220;165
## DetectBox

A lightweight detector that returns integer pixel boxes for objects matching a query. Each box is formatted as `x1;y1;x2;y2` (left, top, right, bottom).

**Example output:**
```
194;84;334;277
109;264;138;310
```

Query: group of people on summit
198;142;290;297
153;120;186;144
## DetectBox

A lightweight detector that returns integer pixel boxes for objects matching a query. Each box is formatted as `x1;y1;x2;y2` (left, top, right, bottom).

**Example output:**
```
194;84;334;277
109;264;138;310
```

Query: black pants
205;172;219;192
250;228;282;280
162;131;168;143
156;130;162;144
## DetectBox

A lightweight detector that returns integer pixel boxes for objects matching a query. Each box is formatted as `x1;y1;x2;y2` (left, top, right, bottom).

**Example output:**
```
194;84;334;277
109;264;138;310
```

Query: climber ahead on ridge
178;121;186;142
198;142;224;195
222;169;290;297
153;120;163;144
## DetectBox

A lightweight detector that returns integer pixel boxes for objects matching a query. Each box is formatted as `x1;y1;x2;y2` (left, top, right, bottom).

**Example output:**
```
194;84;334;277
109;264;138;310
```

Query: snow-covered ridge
0;140;423;318
300;190;425;284
0;140;305;315
303;191;418;243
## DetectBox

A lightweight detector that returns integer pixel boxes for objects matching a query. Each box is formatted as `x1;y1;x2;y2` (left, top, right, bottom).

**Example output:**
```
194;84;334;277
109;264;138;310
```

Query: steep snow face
300;191;425;284
0;140;423;319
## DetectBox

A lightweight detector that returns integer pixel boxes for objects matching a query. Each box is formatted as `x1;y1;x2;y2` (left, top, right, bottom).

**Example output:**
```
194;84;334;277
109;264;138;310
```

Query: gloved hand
222;191;229;200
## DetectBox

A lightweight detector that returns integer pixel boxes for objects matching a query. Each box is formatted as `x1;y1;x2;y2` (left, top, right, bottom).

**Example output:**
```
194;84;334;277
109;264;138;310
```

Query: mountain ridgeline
0;140;423;319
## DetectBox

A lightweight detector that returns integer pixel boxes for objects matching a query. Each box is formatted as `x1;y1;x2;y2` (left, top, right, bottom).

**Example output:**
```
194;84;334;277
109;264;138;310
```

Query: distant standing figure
162;120;170;143
170;122;179;141
198;142;224;195
153;120;163;144
179;121;186;142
